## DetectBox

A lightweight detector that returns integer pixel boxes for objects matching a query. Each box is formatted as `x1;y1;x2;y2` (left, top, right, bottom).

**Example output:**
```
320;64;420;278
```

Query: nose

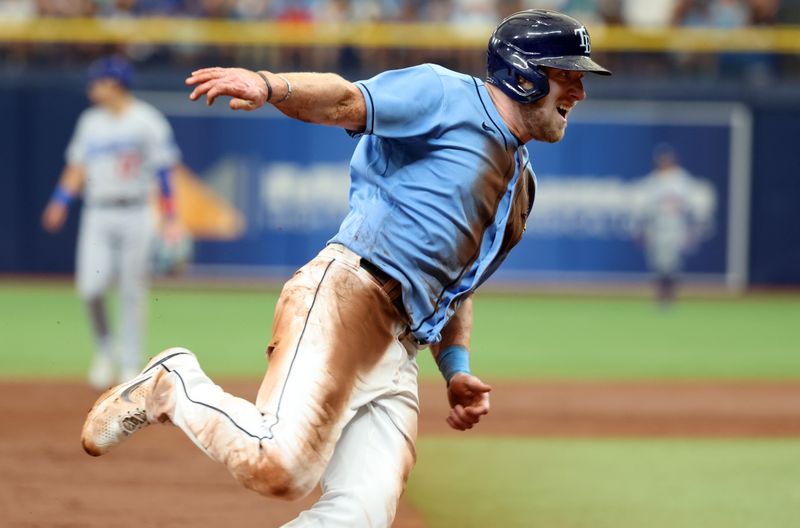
571;78;586;101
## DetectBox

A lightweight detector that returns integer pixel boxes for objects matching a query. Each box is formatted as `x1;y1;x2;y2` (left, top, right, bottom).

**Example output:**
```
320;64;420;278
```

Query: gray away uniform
67;99;179;375
634;166;714;276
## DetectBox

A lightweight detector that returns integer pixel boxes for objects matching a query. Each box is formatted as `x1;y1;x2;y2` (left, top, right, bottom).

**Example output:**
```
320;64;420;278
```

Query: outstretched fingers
204;83;231;106
185;68;225;89
194;78;245;107
186;69;237;105
186;67;235;84
186;68;264;109
188;79;218;102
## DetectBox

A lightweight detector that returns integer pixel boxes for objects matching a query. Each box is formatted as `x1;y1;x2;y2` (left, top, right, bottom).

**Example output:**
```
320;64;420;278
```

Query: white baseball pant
146;244;419;527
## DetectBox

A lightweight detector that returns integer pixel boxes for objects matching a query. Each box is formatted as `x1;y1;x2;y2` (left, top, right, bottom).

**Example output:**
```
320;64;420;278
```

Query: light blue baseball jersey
330;64;536;344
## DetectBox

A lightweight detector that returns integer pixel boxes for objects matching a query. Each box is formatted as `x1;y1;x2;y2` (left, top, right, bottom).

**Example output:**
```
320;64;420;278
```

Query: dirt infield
3;380;800;527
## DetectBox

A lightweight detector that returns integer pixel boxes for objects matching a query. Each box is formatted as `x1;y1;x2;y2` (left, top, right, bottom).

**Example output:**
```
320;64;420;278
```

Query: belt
358;257;407;320
89;197;147;208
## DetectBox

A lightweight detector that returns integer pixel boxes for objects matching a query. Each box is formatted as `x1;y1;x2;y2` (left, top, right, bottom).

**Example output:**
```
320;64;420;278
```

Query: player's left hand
445;373;491;431
186;67;268;111
160;217;184;246
41;202;68;233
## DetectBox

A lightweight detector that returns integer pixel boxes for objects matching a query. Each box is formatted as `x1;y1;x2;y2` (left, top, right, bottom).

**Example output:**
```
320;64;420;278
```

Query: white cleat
81;347;196;457
87;353;115;391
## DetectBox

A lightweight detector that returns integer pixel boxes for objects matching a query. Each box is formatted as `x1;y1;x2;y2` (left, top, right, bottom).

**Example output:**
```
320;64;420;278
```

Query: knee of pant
235;456;317;501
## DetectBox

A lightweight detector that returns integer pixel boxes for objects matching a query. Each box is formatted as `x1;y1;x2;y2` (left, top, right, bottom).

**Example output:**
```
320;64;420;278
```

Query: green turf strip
407;437;800;528
0;283;272;378
468;294;800;380
2;282;799;380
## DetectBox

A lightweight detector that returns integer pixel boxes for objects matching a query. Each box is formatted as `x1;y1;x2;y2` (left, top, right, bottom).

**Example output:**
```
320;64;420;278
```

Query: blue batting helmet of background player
87;55;134;90
487;9;611;104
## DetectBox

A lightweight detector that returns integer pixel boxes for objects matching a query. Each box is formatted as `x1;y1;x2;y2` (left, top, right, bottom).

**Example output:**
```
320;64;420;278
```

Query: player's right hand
186;67;267;111
446;373;492;431
41;202;67;233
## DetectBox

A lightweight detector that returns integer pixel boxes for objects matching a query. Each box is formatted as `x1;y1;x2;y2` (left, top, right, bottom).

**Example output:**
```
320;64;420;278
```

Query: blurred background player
41;55;183;389
634;144;716;307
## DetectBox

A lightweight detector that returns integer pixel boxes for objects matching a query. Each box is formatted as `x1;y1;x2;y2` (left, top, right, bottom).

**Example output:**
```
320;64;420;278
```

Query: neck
486;84;530;144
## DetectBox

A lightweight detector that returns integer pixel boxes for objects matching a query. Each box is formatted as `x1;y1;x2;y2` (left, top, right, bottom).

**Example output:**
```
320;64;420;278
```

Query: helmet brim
532;55;612;75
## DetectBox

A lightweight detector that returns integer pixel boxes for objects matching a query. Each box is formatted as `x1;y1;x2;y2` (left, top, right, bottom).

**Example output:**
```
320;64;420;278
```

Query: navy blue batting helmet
487;10;611;104
87;55;134;90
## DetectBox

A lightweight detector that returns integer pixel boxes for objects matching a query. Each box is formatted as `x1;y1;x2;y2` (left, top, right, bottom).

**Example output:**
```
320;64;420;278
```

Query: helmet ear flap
487;42;551;104
518;64;550;103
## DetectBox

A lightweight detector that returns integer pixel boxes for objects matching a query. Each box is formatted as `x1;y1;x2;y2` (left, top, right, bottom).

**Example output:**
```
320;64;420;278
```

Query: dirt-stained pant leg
145;244;418;516
285;341;419;528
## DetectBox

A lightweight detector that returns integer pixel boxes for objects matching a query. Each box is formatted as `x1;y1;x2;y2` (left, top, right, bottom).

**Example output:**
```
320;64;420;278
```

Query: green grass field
2;281;799;380
2;281;799;528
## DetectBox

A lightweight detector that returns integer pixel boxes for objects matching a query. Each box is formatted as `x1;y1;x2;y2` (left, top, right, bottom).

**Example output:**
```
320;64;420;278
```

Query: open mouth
557;105;570;119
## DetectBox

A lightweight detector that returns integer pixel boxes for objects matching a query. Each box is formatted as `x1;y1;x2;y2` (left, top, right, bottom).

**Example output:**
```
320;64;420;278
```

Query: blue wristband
157;167;173;198
51;186;74;206
436;345;471;383
157;167;176;218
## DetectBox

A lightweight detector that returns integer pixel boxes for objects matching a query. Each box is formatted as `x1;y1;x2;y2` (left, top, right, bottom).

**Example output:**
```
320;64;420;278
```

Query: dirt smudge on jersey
457;140;516;268
499;159;534;256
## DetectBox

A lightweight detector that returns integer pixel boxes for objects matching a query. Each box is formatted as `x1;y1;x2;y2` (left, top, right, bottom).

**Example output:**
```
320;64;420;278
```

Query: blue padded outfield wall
1;79;799;286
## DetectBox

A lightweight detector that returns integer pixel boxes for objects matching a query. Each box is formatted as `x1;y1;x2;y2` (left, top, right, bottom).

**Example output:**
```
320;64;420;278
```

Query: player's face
521;68;586;143
88;78;122;107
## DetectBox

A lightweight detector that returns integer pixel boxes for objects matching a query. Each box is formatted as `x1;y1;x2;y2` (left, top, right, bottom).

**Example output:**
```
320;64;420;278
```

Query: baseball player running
42;56;182;389
81;10;610;527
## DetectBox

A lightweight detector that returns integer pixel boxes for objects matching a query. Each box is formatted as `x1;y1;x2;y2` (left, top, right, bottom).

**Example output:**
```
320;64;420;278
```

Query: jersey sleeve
352;64;445;139
65;111;91;165
143;108;181;169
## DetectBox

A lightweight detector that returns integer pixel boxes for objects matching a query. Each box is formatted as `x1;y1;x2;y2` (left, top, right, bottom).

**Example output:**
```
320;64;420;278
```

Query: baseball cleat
81;347;195;456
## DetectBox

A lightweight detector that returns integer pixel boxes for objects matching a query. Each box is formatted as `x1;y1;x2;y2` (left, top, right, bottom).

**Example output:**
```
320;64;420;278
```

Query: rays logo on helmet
574;27;591;53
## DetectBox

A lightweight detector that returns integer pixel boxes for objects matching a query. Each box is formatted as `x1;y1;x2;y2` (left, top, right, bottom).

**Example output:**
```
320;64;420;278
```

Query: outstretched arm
430;296;492;431
186;68;366;131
